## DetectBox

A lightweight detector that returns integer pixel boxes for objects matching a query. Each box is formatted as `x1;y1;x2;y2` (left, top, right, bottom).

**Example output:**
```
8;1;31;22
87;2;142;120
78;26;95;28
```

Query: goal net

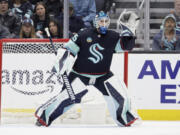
0;39;118;125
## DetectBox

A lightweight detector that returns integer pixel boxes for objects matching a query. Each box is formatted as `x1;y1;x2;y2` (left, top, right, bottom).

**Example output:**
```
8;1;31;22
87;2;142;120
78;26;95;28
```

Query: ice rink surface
0;121;180;135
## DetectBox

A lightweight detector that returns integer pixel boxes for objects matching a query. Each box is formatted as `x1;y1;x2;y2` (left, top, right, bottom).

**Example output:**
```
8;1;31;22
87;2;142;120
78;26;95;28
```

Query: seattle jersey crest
88;43;104;64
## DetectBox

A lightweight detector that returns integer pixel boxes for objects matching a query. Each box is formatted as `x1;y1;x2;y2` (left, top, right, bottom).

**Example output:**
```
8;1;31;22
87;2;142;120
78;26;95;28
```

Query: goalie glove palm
118;10;140;35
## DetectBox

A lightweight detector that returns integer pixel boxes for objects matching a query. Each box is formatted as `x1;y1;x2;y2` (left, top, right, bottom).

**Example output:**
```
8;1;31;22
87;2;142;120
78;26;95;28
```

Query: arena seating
110;0;174;49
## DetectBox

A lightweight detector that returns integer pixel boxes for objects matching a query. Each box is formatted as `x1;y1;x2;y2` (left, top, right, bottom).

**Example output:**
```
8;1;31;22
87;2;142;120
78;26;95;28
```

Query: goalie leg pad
104;96;122;125
35;77;88;126
104;75;138;126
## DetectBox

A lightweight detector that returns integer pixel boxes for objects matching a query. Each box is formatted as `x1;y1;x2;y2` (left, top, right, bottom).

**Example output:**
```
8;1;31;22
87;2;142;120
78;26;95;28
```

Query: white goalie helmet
93;11;110;34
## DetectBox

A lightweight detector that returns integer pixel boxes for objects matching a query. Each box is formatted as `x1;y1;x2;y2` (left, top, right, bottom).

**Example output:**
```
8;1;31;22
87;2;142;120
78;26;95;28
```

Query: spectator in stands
0;23;11;38
48;18;63;38
69;0;96;28
0;0;21;38
152;14;180;50
95;0;113;13
43;0;63;18
57;2;85;34
19;18;36;38
171;0;180;30
9;0;33;21
33;1;50;38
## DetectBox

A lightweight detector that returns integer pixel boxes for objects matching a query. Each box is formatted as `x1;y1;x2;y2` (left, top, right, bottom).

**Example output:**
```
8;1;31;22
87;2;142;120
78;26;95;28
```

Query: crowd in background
1;0;180;51
0;0;114;39
152;0;180;50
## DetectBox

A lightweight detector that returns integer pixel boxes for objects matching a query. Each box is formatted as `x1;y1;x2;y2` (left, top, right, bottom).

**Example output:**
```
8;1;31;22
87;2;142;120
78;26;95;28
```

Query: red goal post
0;39;2;123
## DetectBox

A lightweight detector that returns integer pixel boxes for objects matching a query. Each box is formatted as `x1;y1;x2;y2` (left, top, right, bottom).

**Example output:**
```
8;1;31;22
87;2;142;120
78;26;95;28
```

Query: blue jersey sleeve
64;32;83;56
115;39;124;53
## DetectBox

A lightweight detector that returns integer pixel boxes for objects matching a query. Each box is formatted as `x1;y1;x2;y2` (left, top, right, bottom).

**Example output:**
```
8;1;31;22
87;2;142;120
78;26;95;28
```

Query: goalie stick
44;28;76;103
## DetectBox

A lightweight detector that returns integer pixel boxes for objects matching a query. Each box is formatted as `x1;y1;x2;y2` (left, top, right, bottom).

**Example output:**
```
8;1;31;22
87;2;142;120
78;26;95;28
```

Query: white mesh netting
3;42;63;53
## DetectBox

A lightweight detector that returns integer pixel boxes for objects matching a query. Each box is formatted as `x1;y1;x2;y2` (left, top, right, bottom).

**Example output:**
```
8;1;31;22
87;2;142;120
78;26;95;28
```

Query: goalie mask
94;11;110;34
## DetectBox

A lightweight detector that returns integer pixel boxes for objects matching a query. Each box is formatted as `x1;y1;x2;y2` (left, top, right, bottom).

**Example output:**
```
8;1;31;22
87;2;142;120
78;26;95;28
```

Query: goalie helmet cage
0;39;129;125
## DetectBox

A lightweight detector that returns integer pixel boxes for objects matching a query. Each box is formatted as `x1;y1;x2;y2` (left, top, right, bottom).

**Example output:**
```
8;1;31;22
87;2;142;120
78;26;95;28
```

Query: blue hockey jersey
64;28;135;75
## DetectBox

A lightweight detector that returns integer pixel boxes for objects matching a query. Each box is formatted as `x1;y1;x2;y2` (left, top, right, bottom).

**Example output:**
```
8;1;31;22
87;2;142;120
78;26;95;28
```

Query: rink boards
0;39;180;121
127;52;180;120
